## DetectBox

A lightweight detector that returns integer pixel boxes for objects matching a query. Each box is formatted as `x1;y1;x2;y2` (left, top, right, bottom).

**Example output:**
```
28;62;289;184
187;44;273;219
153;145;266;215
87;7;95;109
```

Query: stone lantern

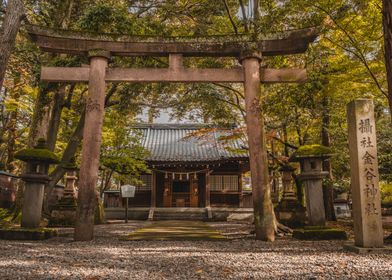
15;139;60;228
62;158;79;201
50;158;79;226
290;144;332;227
276;164;305;227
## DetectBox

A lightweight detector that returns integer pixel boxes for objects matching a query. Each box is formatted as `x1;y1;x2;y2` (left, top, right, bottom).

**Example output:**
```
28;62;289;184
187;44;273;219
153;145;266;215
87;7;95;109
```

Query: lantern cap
15;138;60;164
289;144;333;162
61;157;79;170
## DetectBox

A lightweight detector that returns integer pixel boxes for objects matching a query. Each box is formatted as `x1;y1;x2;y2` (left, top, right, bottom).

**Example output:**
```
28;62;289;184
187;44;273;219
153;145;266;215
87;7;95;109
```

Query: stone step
153;209;208;221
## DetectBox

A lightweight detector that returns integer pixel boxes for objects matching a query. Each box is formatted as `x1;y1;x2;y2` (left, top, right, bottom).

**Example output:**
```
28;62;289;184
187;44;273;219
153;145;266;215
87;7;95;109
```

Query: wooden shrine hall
103;124;251;215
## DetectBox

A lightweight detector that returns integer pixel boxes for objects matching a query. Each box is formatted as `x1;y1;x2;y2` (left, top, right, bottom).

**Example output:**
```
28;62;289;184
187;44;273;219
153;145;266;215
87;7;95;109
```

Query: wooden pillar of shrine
241;52;275;241
205;171;211;208
74;50;109;241
151;171;157;208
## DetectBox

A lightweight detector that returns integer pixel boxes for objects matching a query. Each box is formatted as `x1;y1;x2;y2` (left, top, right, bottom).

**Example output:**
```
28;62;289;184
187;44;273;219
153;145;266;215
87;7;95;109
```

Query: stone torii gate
27;25;317;241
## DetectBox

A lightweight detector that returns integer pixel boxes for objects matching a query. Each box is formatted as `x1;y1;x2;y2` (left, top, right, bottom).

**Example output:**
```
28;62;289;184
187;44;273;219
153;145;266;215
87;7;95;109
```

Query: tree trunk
43;109;86;214
6;85;19;172
383;0;392;123
46;86;66;151
28;88;52;148
243;56;275;241
321;95;336;221
0;0;24;91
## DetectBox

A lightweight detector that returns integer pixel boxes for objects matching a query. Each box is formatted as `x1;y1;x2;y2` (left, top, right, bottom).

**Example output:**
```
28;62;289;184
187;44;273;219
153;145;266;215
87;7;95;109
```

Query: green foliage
377;118;392;182
381;182;392;206
100;110;149;189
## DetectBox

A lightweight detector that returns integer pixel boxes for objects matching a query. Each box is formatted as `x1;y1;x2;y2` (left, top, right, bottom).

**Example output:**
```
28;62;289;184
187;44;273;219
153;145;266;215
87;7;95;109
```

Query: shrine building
103;123;252;220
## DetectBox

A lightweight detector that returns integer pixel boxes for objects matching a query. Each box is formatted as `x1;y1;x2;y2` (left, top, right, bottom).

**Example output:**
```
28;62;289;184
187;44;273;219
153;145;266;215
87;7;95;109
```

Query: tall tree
383;0;392;121
0;0;25;91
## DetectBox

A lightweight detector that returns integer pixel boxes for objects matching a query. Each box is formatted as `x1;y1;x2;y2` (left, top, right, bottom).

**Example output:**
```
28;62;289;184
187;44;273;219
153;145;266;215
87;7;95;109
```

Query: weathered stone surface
293;227;348;240
226;213;254;223
74;55;108;241
347;99;383;248
21;182;46;228
26;24;318;57
295;157;329;226
49;210;76;227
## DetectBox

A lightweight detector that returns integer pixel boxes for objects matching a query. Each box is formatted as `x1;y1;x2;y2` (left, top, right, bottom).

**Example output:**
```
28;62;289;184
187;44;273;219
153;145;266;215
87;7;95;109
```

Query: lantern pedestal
21;174;50;228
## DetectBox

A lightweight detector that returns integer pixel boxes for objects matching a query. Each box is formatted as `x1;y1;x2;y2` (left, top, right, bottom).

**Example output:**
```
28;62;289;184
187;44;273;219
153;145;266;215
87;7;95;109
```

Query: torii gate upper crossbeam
26;25;318;57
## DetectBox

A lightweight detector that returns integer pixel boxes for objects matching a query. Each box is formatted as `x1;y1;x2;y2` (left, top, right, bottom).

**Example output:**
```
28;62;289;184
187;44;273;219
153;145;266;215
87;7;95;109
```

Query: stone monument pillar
290;145;332;226
347;99;383;248
15;139;59;228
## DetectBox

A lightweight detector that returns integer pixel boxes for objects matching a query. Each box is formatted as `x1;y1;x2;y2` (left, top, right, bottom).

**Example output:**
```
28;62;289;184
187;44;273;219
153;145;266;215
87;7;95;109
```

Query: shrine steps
104;207;253;221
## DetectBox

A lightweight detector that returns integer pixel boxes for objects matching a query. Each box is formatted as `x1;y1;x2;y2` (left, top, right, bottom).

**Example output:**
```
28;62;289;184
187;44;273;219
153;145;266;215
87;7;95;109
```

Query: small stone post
15;139;59;228
347;99;383;248
290;145;332;226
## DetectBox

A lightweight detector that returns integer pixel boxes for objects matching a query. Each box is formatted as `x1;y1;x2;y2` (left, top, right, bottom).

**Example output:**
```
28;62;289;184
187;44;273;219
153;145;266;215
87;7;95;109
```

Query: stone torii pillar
241;51;275;241
74;50;109;241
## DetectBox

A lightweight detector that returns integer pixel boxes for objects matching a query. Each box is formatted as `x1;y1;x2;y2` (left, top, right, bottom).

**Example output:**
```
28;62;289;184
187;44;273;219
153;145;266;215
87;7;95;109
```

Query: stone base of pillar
49;195;77;227
49;209;76;227
276;200;306;228
343;243;392;254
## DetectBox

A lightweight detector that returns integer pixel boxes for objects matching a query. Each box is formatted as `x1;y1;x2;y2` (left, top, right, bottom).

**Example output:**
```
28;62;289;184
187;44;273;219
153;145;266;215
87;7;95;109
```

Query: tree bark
6;83;19;172
0;0;25;91
382;0;392;123
46;86;66;151
43;108;86;214
28;88;52;148
243;56;275;241
321;95;336;221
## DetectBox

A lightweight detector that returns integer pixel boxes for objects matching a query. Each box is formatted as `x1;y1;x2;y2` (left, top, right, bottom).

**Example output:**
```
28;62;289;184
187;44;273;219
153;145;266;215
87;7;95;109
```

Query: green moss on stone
290;144;332;162
293;227;347;240
61;158;79;170
15;139;60;164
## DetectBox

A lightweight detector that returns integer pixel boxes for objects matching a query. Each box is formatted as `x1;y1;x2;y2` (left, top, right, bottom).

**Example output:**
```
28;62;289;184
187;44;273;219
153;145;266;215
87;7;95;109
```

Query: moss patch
293;227;347;240
123;220;226;241
15;148;60;164
290;144;333;162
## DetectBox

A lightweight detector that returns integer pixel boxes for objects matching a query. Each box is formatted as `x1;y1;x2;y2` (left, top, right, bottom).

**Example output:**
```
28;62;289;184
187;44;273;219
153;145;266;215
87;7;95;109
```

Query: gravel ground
1;221;392;280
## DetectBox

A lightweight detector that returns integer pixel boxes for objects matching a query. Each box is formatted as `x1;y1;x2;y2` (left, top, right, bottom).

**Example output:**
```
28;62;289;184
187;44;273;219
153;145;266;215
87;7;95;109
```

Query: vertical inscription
347;99;383;248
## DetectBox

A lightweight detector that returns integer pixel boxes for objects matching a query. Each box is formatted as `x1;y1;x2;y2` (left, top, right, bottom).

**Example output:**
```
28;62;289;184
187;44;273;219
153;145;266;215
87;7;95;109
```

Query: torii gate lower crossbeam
27;25;317;241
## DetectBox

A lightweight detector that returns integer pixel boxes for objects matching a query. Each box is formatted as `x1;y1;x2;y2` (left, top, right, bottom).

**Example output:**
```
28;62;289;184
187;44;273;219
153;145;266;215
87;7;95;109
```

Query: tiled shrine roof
134;124;248;163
